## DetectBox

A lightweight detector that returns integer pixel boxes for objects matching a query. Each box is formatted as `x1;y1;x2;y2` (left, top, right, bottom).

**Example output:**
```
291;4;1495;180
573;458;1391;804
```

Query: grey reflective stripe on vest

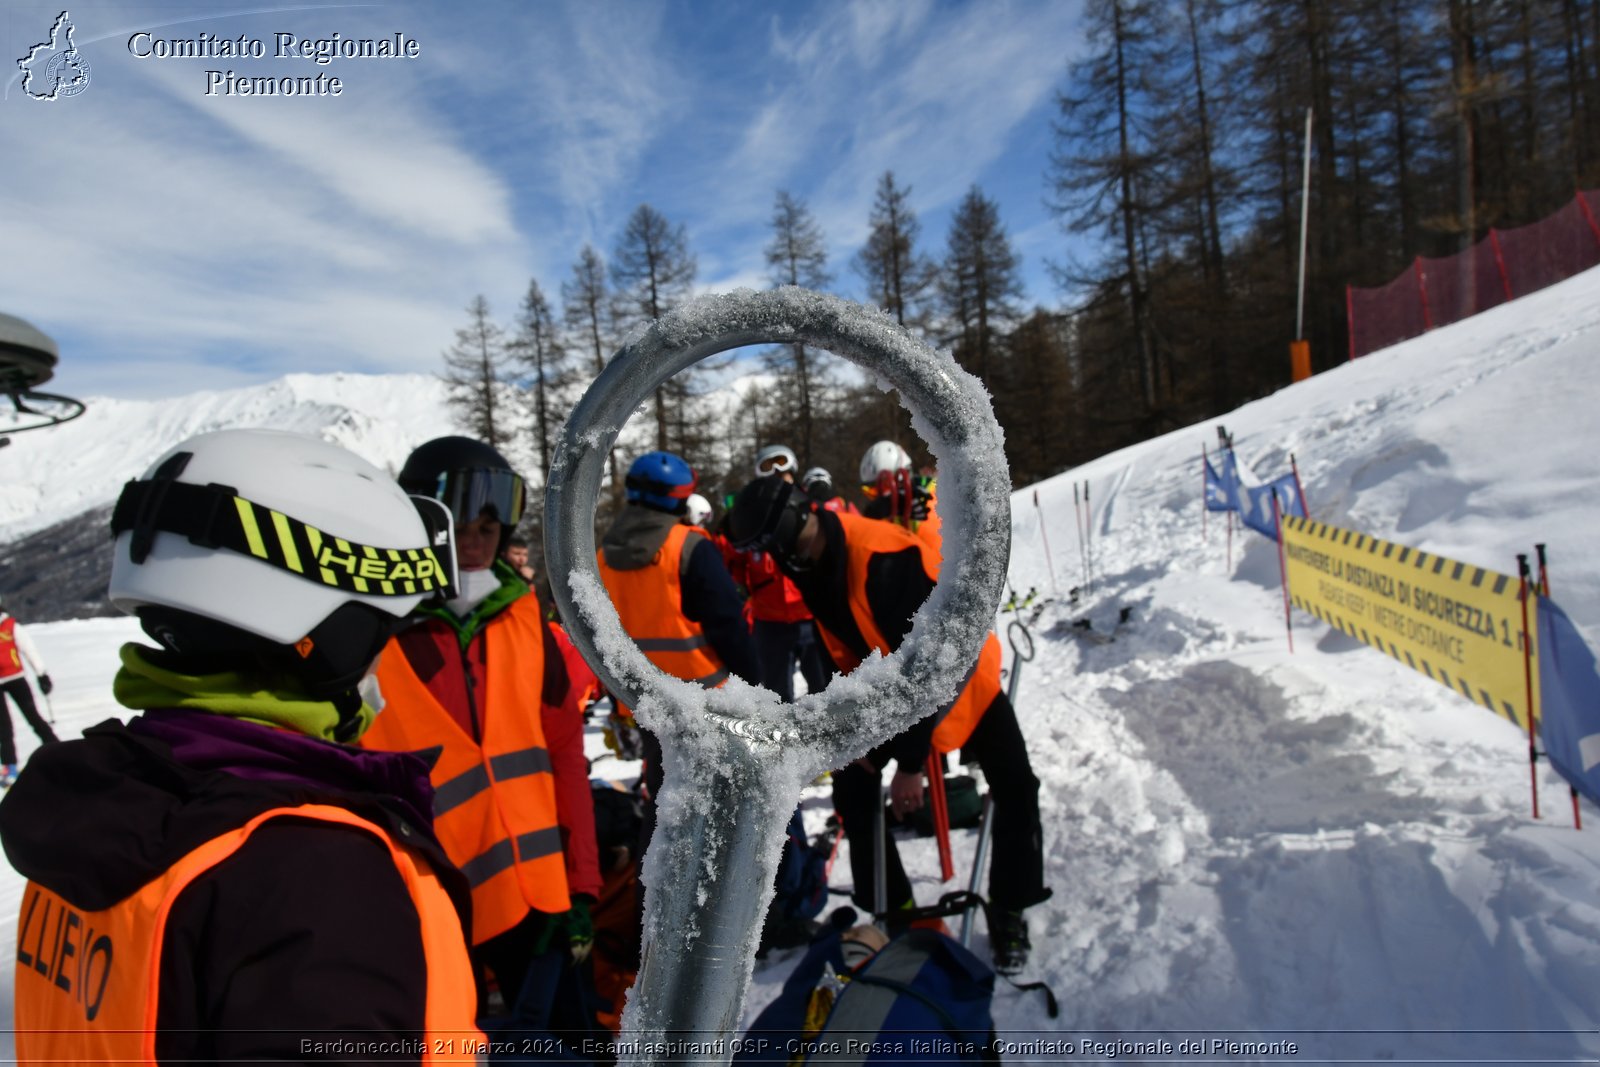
694;668;729;688
457;826;566;888
633;634;710;652
433;746;552;817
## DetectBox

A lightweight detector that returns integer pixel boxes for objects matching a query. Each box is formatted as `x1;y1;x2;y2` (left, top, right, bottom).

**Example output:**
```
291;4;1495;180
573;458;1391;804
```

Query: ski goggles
111;476;457;600
426;467;526;529
757;453;796;475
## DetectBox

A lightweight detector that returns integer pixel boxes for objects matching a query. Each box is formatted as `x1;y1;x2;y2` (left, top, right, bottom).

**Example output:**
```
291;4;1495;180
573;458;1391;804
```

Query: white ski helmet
859;441;912;484
754;444;797;477
684;493;713;527
109;429;453;696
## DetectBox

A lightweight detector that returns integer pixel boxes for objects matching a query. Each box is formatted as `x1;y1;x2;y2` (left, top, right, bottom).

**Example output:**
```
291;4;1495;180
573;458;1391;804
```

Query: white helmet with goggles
109;429;456;726
754;444;797;477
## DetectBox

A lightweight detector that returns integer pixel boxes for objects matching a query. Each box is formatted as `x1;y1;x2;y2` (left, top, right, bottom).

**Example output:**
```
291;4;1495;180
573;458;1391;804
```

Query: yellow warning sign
1281;517;1538;730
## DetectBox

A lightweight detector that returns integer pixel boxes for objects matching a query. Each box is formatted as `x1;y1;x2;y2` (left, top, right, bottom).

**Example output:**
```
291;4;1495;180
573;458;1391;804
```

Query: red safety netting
1348;190;1600;359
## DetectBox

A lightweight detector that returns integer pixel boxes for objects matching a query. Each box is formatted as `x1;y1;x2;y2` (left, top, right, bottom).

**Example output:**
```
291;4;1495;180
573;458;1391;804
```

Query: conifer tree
610;204;698;452
510;277;566;485
854;172;935;333
440;295;511;451
940;185;1024;383
562;244;624;510
764;190;834;462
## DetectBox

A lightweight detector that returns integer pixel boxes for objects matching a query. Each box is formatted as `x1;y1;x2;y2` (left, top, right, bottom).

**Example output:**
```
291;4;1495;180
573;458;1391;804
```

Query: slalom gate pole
1084;481;1094;595
1034;489;1058;596
1274;492;1293;653
1292;453;1310;517
926;749;955;882
1073;482;1088;594
1226;509;1233;571
1202;445;1209;540
1518;554;1540;820
1537;544;1579;828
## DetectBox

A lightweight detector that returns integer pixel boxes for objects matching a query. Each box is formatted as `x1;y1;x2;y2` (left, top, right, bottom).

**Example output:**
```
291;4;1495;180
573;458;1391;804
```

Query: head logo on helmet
626;451;696;514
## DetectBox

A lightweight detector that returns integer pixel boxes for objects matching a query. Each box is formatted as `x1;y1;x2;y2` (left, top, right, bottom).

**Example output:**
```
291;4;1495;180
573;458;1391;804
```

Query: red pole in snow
1518;555;1540;821
1274;492;1293;654
925;750;955;882
1291;453;1310;519
1034;489;1058;596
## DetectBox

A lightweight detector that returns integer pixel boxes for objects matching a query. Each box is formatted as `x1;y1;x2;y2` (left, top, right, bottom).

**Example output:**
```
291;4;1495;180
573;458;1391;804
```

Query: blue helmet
625;451;697;513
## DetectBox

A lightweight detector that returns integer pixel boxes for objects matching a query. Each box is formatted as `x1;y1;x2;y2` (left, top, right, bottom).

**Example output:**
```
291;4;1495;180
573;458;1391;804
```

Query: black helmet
400;437;526;552
728;476;812;565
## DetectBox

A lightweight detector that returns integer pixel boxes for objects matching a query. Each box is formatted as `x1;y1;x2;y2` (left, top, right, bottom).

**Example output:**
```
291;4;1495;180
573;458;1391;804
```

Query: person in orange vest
0;594;58;786
360;436;603;1052
0;428;481;1064
727;475;1049;976
596;450;761;843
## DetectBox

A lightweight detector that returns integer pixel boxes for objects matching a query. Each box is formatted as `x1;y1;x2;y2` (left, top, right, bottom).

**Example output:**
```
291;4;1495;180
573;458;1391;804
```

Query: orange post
925;751;955;882
1290;339;1312;382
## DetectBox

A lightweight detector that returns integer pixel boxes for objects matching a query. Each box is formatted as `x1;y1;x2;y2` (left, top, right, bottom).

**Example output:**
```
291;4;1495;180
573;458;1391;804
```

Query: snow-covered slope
4;268;1600;1062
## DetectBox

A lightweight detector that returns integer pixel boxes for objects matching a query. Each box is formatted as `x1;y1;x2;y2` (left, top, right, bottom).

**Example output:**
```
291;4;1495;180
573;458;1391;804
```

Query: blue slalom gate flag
1204;451;1240;512
1537;597;1600;808
1239;473;1306;541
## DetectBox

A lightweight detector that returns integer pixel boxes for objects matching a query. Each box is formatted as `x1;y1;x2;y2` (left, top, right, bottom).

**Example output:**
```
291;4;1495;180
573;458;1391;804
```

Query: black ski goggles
426;468;526;529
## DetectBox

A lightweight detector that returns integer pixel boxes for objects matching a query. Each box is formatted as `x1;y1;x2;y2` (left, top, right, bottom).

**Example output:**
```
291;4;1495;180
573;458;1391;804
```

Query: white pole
1296;107;1314;341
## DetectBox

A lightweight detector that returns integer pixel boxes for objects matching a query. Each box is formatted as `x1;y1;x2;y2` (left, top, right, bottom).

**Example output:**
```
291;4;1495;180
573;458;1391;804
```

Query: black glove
37;674;52;696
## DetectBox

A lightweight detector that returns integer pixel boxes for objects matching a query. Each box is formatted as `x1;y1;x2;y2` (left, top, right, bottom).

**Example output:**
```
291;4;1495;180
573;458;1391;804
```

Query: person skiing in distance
359;436;603;1052
801;467;859;515
0;429;480;1064
0;594;58;786
727;475;1049;976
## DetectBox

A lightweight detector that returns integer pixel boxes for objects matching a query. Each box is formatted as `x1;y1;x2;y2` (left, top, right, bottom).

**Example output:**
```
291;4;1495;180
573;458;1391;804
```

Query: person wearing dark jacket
361;436;603;1053
728;475;1049;976
0;428;480;1064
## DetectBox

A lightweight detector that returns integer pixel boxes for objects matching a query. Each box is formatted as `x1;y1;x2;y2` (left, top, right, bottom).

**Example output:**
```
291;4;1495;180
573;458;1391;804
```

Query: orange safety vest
365;594;570;944
0;616;23;679
13;804;481;1065
819;513;999;754
597;524;730;692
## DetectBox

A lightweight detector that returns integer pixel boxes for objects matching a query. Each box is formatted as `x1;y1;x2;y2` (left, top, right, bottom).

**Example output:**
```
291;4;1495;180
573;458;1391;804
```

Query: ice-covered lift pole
545;288;1010;1065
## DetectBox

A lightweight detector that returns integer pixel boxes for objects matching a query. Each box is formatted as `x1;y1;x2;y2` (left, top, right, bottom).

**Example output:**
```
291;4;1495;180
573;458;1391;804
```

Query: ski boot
991;908;1030;976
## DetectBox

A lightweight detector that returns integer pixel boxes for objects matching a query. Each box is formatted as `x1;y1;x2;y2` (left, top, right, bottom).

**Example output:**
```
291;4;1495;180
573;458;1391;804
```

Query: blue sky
2;0;1084;401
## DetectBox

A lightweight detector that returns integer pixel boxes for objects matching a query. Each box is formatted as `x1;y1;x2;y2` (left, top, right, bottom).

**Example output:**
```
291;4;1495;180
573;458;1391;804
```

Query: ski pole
1034;489;1058;596
875;779;889;932
1006;617;1034;707
1518;555;1539;821
959;778;995;950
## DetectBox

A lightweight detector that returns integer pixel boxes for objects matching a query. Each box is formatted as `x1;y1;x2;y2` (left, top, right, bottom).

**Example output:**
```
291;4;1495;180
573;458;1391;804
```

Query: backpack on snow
770;809;841;926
